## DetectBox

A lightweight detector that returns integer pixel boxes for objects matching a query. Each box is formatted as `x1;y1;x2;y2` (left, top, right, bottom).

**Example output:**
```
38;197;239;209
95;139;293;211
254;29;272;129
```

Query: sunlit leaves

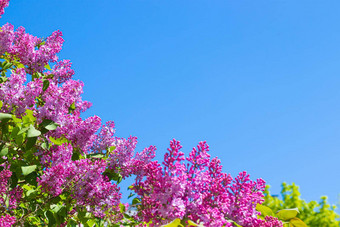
276;208;299;221
21;165;37;176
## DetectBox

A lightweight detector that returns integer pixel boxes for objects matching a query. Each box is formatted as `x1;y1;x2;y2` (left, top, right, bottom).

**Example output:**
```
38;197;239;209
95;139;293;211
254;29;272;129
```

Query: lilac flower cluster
0;166;22;224
131;139;282;226
9;27;63;73
0;0;9;18
0;214;16;227
38;158;121;218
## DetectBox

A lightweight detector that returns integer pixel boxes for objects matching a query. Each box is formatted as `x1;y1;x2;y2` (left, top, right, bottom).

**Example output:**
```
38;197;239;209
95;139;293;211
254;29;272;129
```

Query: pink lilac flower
131;139;283;227
9;27;63;73
38;158;121;218
50;59;74;83
0;0;9;18
0;23;14;55
0;214;16;227
0;166;22;212
0;68;43;115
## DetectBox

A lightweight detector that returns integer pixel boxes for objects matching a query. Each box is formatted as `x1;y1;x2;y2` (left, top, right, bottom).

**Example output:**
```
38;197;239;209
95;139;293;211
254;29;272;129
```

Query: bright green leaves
88;153;104;159
0;145;8;156
276;208;299;221
27;125;41;138
40;119;58;133
277;208;307;227
289;217;308;227
187;220;204;227
22;109;36;124
50;136;68;145
161;219;203;227
22;184;38;202
0;112;12;120
162;219;183;227
44;63;51;70
262;183;339;227
21;165;37;176
68;102;76;113
256;204;307;227
256;204;275;218
0;60;13;72
132;197;141;206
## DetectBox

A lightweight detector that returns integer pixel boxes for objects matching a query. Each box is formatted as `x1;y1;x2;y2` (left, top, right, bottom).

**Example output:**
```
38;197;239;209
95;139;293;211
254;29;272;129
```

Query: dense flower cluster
0;166;22;226
132;140;282;226
9;26;63;73
0;0;283;226
38;158;121;218
50;59;74;83
0;214;16;227
0;0;9;18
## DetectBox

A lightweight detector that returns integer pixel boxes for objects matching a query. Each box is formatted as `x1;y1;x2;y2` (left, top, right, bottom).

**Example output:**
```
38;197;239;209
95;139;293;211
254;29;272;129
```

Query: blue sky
3;0;340;206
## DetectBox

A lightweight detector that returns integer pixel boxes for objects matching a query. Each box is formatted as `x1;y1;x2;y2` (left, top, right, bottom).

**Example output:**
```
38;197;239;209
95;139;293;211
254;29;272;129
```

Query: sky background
3;0;340;206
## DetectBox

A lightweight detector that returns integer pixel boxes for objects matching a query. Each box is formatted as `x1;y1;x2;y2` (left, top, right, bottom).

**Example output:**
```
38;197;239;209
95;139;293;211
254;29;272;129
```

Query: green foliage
256;204;307;227
263;183;340;227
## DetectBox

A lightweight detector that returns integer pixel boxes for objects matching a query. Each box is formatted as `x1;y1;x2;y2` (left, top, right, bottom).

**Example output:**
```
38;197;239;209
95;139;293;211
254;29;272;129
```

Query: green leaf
10;126;20;139
45;210;56;227
26;137;37;150
289;217;307;227
187;220;199;226
132;198;141;205
17;126;29;135
256;204;275;218
40;119;58;131
51;204;63;213
45;64;52;70
161;219;183;227
50;136;68;145
26;189;38;200
21;165;37;176
27;125;41;138
277;208;299;221
108;146;116;152
41;142;48;150
23;109;36;124
119;203;126;213
128;192;135;199
0;146;8;156
0;112;12;120
68;102;76;113
43;79;50;91
2;61;12;70
88;153;104;159
15;133;25;146
87;219;96;227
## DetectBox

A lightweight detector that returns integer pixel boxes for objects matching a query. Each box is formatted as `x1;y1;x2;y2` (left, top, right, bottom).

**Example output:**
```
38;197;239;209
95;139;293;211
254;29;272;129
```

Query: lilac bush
0;1;284;226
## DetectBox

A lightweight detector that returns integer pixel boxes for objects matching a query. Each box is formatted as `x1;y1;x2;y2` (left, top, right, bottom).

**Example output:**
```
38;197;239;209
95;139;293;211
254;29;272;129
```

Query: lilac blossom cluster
0;0;9;18
131;140;282;226
0;0;283;226
0;166;22;220
0;215;15;227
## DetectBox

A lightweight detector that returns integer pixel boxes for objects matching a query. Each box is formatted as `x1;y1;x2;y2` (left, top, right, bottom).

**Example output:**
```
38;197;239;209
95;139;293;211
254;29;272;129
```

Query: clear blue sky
3;0;340;206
